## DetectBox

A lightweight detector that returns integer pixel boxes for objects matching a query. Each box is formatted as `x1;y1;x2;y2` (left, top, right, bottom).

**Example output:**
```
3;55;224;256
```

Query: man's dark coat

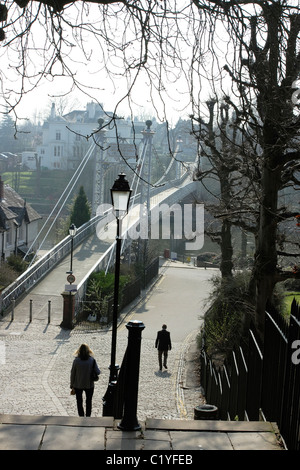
155;329;172;351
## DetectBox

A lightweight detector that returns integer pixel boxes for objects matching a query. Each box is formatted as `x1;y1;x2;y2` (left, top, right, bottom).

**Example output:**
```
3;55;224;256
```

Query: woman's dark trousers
75;388;94;417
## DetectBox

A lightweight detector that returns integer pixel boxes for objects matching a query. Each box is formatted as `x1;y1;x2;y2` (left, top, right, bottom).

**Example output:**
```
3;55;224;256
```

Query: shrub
202;303;243;357
0;263;18;289
6;255;28;273
83;270;131;321
200;271;254;358
88;270;130;298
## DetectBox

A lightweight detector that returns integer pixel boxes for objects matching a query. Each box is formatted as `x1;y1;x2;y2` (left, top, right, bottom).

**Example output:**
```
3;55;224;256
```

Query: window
6;228;11;245
19;223;24;242
54;146;62;157
56;132;61;141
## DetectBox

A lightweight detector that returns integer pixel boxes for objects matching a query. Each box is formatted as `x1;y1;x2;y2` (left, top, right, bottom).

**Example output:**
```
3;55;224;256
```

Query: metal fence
200;299;300;450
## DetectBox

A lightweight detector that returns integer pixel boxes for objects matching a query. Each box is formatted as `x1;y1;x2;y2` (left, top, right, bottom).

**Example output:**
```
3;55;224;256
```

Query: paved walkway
0;261;284;451
0;414;282;452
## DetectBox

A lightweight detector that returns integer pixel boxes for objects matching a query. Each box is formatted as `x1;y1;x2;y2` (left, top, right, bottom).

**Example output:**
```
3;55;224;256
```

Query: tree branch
14;0;123;12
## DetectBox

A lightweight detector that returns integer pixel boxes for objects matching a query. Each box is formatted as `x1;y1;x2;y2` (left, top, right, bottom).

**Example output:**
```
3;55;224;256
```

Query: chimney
0;176;3;201
50;102;56;119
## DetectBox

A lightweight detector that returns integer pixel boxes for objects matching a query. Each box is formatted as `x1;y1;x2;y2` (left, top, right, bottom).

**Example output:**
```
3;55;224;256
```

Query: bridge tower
134;120;155;266
92;119;155;218
92;119;107;216
138;120;155;215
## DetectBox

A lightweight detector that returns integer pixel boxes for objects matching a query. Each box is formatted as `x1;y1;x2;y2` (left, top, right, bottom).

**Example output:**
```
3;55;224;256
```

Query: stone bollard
60;291;76;329
48;300;51;324
11;299;15;321
118;320;145;431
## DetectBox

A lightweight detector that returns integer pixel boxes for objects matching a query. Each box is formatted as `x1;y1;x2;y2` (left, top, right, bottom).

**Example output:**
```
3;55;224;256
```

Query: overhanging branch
14;0;123;11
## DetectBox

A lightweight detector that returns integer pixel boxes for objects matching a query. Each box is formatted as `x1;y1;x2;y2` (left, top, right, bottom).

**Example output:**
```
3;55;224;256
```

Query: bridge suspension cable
25;122;191;270
25;138;98;266
103;130;152;275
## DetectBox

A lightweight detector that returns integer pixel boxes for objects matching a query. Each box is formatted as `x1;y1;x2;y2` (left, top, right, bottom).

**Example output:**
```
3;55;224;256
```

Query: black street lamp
67;223;77;274
103;173;132;416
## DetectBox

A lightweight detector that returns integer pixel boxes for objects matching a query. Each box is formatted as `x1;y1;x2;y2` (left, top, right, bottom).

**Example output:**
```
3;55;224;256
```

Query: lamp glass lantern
111;173;132;217
69;223;77;237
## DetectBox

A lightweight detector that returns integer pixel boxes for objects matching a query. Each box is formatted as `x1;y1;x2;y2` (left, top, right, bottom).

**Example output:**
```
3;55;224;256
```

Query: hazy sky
0;2;215;126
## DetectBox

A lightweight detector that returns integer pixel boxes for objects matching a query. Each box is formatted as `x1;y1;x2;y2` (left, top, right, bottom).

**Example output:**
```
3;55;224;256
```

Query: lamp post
103;173;132;416
61;222;77;330
67;223;77;274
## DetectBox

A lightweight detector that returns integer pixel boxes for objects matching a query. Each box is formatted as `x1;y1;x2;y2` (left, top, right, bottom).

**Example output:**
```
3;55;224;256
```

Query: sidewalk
0;413;283;451
0;261;285;451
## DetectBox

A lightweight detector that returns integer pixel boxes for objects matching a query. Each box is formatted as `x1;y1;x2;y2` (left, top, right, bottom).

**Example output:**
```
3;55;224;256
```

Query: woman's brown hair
75;343;94;360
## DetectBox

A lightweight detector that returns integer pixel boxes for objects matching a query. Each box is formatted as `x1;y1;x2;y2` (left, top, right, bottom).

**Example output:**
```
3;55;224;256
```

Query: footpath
0;259;284;453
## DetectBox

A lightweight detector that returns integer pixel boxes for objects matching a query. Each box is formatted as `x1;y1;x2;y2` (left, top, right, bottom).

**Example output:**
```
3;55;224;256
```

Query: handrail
0;174;197;314
74;179;198;316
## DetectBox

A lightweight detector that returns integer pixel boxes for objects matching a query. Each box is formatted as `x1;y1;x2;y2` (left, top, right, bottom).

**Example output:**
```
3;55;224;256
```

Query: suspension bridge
0;122;202;322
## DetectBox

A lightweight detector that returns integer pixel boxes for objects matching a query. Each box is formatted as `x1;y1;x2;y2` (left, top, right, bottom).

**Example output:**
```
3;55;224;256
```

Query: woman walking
70;344;100;417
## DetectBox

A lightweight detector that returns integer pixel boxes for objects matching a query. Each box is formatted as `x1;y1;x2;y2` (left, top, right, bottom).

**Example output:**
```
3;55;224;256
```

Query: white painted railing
0;173;198;314
0;215;102;313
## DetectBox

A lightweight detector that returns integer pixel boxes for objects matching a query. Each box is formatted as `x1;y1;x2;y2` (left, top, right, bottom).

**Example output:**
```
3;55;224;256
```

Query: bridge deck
8;233;114;324
3;178;198;324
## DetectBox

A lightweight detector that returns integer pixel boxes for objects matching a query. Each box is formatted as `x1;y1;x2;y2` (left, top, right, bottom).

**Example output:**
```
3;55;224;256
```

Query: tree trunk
253;150;281;336
220;219;233;278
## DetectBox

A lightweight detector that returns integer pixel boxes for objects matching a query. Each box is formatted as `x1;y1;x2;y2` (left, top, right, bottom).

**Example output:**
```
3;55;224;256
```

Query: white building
31;102;150;171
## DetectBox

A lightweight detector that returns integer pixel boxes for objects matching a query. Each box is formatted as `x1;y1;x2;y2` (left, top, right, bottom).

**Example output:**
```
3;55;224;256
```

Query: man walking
155;324;172;371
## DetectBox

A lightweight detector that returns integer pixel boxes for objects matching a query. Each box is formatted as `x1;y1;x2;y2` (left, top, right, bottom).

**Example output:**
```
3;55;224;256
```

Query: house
0;152;19;172
28;102;151;171
0;176;42;261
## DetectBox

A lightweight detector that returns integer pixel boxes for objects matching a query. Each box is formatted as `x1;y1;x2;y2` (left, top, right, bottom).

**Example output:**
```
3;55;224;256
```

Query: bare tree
0;1;197;127
192;99;236;278
0;0;299;336
191;0;300;336
192;94;263;279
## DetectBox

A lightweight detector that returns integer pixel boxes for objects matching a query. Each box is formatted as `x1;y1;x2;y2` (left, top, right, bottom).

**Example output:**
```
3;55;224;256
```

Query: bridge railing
0;215;102;313
74;241;116;317
74;178;198;317
1;174;198;314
